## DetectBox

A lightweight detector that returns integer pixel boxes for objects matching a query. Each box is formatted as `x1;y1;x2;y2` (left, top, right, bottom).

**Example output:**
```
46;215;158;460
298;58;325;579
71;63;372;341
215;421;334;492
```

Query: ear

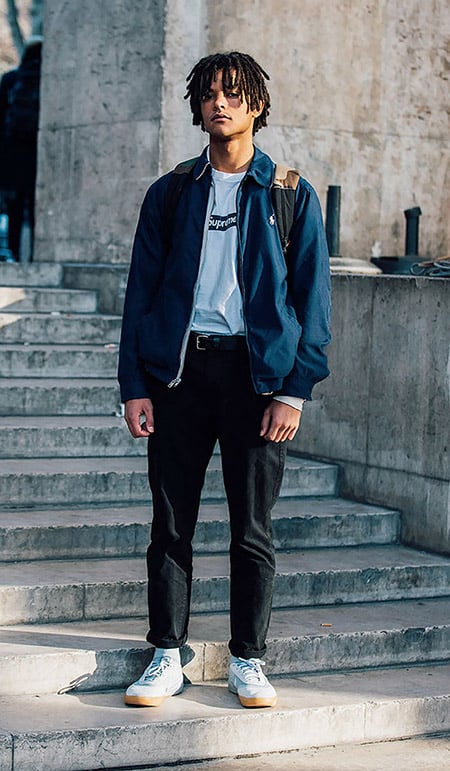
251;101;264;119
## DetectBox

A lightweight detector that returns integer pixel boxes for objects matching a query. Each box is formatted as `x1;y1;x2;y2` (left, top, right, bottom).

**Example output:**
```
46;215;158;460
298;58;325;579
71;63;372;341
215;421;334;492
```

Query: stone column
35;0;167;264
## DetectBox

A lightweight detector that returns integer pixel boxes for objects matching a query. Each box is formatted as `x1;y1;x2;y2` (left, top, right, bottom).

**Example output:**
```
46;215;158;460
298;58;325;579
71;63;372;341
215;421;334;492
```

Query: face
200;70;262;141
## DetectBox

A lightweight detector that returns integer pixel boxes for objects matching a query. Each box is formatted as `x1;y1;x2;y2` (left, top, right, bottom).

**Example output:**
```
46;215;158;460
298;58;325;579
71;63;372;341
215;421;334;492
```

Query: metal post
404;206;422;256
325;185;341;257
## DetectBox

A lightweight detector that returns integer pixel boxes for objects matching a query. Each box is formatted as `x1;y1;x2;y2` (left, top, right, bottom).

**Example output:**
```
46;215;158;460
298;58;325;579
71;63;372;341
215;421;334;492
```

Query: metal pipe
325;185;341;257
404;206;422;256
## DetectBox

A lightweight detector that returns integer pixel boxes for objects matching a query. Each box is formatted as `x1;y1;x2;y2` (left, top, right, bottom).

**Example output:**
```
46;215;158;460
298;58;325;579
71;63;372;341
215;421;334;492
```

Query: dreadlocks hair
185;52;271;135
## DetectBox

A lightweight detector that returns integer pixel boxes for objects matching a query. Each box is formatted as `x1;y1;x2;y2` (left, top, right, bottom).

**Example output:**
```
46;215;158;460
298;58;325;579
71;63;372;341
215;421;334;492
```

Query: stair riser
0;465;337;507
0;383;121;416
190;566;450;614
0;513;400;562
0;315;121;344
0;349;118;378
7;693;450;771
1;566;449;625
0;288;97;313
1;627;449;695
0;263;63;287
0;426;146;459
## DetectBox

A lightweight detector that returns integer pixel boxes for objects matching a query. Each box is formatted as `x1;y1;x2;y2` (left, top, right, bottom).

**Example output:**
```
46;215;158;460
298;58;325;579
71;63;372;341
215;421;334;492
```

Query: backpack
5;65;40;142
163;157;300;255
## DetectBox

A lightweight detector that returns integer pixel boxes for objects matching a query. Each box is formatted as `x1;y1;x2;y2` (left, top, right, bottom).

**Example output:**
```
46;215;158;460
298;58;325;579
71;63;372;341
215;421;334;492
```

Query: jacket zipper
235;180;257;391
168;188;215;388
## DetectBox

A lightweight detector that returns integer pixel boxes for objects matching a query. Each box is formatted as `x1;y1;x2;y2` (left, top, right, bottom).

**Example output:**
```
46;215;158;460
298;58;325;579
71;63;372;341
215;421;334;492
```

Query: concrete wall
35;0;450;263
208;0;450;262
35;0;166;263
293;275;450;555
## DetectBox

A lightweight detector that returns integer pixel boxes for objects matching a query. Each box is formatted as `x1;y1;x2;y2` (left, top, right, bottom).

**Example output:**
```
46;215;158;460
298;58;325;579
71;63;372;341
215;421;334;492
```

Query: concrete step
0;312;121;344
0;663;449;770
0;343;118;378
0;498;399;561
63;263;129;315
0;378;121;416
0;545;448;624
0;262;63;287
0;455;337;507
0;415;145;458
0;286;98;313
141;735;450;771
0;597;449;695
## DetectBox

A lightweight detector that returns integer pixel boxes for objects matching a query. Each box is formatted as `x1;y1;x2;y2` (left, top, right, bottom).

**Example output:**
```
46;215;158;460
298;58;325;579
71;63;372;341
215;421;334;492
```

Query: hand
124;398;154;438
260;400;301;442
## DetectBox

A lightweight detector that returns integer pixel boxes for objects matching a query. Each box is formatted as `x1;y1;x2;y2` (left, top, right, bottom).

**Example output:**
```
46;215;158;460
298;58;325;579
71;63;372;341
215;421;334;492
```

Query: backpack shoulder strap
162;157;199;247
271;163;301;254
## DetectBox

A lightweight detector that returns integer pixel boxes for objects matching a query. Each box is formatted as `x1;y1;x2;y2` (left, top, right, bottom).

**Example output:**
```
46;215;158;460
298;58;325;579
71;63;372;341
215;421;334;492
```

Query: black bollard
404;206;422;256
325;185;341;257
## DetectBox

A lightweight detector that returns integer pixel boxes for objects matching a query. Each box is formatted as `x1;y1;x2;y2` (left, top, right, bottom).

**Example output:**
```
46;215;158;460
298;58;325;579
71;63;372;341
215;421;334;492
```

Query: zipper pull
168;377;182;389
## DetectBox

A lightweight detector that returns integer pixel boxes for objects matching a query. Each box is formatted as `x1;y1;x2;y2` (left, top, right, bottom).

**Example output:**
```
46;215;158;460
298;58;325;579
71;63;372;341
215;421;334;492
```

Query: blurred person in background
0;36;42;262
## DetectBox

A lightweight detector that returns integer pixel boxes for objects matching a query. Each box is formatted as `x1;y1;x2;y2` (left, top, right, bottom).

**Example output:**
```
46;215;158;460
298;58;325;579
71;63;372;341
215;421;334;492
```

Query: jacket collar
193;145;273;187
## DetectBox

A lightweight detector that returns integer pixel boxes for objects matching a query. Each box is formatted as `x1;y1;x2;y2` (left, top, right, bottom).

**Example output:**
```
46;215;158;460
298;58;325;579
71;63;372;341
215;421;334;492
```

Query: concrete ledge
1;599;450;695
294;274;450;554
2;664;450;770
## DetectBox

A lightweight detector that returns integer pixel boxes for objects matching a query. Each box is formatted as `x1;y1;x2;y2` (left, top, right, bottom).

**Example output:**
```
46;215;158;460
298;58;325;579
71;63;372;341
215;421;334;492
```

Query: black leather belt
189;332;247;351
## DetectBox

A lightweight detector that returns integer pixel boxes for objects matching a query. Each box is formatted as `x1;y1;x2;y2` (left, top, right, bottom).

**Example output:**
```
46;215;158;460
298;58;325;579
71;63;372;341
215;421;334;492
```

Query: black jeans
145;343;286;659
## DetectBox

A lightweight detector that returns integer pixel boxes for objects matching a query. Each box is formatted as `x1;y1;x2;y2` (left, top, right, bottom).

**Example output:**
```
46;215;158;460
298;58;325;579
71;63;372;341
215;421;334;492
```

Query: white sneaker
228;657;277;708
124;655;184;707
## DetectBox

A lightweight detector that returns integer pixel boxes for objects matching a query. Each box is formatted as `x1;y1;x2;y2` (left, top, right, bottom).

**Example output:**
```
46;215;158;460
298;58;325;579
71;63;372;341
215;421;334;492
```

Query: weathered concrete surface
151;735;450;771
0;731;12;771
293;274;450;553
0;545;449;625
1;598;450;695
1;666;450;771
35;0;166;263
35;1;450;264
209;0;450;261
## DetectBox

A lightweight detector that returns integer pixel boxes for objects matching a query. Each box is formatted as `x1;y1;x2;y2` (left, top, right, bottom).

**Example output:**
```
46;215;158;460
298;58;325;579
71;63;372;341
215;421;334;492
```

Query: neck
209;138;254;173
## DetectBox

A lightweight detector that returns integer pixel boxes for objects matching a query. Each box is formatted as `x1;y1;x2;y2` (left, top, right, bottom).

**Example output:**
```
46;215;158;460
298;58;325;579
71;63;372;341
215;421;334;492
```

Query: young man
118;52;331;709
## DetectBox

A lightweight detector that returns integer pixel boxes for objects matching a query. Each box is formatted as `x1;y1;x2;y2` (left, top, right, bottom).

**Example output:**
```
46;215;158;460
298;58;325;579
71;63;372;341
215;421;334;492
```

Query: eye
201;91;213;101
226;92;241;100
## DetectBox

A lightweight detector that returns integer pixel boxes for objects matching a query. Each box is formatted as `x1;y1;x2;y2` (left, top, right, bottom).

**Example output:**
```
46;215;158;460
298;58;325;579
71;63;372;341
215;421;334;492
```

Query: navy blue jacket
118;146;331;402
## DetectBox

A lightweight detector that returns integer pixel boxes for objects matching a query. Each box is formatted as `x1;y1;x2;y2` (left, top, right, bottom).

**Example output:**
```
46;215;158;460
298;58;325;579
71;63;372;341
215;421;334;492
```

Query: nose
213;91;226;110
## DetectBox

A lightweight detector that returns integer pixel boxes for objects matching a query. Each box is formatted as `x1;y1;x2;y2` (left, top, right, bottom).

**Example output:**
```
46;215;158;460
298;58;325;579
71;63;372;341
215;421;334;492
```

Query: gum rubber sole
238;694;278;708
124;683;184;708
228;684;277;708
124;694;167;707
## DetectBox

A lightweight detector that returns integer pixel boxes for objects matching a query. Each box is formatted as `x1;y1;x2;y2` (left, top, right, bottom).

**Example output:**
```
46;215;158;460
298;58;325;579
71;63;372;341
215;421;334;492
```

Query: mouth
211;113;231;122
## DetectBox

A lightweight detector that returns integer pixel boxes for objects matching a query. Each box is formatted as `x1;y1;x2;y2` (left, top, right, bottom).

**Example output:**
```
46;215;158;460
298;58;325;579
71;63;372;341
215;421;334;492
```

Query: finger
125;404;150;438
265;421;284;442
260;406;272;437
143;401;155;434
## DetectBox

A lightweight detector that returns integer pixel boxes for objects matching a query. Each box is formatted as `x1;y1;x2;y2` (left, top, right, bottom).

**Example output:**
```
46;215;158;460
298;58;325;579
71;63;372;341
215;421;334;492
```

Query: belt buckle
196;334;209;351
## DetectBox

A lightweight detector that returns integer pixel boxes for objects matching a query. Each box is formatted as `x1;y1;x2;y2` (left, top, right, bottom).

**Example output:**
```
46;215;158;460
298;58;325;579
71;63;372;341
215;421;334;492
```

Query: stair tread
0;415;127;428
0;311;120;320
123;736;450;771
1;663;449;742
1;597;449;655
0;286;96;295
0;545;448;586
0;497;398;527
0;454;330;474
0;377;117;386
0;342;119;351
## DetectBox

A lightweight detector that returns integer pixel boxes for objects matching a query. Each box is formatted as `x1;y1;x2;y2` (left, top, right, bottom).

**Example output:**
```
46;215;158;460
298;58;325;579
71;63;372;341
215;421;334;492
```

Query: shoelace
141;656;173;682
234;658;266;683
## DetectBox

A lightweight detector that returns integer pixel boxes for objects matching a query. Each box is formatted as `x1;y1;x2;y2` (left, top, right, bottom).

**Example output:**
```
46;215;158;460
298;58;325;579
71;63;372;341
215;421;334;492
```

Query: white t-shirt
191;168;245;335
